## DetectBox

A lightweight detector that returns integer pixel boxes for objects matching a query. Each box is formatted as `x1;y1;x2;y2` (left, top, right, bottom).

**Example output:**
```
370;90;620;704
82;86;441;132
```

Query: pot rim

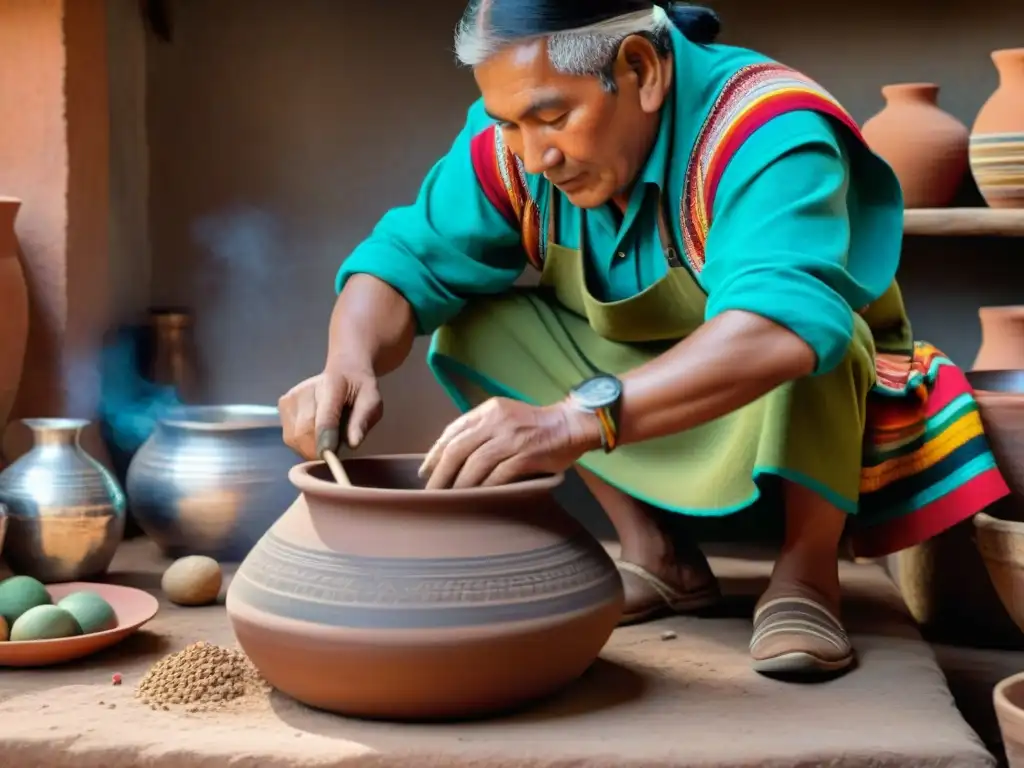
289;454;565;502
994;671;1024;722
158;404;280;431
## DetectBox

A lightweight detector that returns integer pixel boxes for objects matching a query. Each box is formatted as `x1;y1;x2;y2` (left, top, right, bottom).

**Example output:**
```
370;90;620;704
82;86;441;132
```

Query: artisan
279;0;1009;679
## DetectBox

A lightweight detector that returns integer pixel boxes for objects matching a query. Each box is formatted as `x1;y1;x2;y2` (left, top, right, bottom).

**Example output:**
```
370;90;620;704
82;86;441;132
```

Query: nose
520;131;562;175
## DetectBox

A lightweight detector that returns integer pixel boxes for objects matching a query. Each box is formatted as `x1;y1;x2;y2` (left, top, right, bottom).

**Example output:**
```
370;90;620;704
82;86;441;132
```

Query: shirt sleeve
335;101;526;335
701;110;897;375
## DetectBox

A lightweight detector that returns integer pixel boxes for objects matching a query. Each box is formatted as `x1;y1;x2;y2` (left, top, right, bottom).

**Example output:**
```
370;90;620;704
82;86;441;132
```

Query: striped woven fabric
852;342;1009;557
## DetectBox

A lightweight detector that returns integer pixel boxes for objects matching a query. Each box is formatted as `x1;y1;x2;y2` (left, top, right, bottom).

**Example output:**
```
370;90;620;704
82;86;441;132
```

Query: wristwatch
568;373;623;453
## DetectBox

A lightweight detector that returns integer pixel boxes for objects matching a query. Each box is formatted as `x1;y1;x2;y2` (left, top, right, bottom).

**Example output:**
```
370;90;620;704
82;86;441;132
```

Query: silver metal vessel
0;418;126;583
126;405;298;561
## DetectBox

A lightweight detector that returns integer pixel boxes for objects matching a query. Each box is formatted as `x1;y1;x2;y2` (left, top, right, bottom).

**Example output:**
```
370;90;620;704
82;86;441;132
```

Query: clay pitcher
975;306;1024;371
970;49;1024;209
861;83;968;209
226;455;624;721
0;199;29;462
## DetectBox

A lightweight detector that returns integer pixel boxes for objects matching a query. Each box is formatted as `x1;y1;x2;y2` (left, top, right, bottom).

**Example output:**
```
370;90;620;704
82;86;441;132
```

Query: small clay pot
970;49;1024;209
861;83;968;209
226;455;623;721
995;671;1024;767
974;306;1024;371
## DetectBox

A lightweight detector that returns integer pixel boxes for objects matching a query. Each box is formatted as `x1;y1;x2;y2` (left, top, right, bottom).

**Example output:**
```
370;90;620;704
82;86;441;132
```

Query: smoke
191;207;281;287
97;207;285;453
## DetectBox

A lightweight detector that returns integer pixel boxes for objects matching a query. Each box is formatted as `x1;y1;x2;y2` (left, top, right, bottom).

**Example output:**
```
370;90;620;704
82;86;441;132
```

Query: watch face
574;375;622;409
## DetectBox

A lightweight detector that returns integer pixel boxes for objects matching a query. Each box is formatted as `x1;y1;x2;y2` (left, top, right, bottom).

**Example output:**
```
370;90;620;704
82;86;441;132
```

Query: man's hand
418;397;602;489
279;366;383;460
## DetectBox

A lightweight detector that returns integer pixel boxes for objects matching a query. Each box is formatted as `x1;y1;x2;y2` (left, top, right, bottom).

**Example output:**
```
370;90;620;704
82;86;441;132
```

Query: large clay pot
226;456;624;721
975;307;1024;371
861;83;968;209
0;198;29;461
970;49;1024;209
126;405;298;561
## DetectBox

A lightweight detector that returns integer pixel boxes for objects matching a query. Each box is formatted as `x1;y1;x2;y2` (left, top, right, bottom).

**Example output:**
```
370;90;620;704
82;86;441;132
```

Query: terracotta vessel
970;49;1024;209
975;307;1024;371
861;83;968;209
970;373;1024;651
976;513;1024;634
996;672;1024;767
0;199;29;461
226;456;624;721
968;371;1024;519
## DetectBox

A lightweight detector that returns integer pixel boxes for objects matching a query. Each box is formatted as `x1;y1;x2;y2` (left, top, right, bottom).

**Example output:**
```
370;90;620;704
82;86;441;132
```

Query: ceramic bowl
975;513;1024;634
995;671;1024;766
0;581;159;667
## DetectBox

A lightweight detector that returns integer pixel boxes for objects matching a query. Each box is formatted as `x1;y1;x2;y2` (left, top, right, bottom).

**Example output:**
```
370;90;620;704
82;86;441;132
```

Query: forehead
475;40;583;115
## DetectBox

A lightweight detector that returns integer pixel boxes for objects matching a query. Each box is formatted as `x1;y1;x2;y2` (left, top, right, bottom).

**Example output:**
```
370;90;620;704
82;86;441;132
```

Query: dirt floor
0;540;996;768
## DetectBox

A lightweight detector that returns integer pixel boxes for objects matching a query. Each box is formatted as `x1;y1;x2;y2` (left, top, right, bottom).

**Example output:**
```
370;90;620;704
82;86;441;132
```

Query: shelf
903;208;1024;238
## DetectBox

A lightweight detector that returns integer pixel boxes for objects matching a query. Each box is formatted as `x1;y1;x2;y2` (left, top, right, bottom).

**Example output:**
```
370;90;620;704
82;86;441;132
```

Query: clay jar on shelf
970;49;1024;209
226;455;624;721
861;83;968;209
974;306;1024;371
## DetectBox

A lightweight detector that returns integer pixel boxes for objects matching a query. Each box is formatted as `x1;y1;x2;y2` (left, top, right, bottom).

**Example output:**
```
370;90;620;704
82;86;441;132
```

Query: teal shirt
336;25;903;375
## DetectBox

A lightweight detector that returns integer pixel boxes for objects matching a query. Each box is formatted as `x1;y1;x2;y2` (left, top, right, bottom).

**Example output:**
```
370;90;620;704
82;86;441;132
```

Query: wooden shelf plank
904;208;1024;238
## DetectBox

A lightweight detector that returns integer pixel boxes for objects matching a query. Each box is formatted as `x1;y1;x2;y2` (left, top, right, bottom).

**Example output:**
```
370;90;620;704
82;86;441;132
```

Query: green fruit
57;591;118;634
0;575;52;626
10;605;82;641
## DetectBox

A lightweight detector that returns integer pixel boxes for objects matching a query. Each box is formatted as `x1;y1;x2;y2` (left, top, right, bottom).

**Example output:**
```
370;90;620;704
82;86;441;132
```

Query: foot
750;567;853;679
617;535;721;626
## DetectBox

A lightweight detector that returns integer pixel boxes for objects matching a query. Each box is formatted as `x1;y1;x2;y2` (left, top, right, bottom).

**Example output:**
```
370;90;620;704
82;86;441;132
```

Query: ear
616;35;672;115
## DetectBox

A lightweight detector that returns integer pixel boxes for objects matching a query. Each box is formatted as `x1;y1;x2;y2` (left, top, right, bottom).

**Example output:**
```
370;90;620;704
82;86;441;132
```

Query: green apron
428;187;892;518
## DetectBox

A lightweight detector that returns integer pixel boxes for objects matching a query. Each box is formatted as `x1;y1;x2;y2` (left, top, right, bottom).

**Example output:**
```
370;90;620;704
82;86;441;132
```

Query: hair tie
655;2;721;44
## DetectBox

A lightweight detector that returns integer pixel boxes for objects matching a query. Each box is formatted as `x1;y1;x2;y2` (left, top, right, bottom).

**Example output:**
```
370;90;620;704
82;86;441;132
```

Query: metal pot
0;418;126;583
126;405;298;561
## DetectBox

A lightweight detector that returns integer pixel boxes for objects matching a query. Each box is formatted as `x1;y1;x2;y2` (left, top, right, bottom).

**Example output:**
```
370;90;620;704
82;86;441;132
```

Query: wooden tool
320;449;351;486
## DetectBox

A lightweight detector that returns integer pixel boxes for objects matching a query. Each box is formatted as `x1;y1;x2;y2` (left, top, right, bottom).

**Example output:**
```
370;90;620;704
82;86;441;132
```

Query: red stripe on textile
470;126;517;227
850;467;1010;558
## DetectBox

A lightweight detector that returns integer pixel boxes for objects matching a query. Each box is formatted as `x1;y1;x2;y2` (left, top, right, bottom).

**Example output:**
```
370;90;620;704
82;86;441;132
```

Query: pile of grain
135;641;269;713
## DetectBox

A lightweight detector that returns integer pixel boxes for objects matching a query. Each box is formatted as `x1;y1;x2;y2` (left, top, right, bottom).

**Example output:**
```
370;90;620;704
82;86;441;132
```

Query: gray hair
454;5;672;91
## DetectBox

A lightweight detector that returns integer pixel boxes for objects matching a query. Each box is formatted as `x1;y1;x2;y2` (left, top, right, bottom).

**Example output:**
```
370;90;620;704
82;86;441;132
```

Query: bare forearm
326;274;416;376
615;310;817;445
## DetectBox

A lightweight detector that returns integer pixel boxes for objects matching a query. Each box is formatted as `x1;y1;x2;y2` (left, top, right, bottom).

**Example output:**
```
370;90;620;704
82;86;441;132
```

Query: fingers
481;457;525;487
346;379;383;448
313;376;352;455
451;441;514;489
419;409;480;479
281;370;382;462
279;377;319;460
423;427;492;490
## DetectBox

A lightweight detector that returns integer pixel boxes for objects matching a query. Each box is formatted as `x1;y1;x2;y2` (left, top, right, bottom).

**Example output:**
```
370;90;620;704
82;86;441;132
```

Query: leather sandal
749;595;855;677
615;560;722;626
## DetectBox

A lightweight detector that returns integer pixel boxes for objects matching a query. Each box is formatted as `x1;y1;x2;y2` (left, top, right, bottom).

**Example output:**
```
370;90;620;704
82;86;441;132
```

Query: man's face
475;38;667;209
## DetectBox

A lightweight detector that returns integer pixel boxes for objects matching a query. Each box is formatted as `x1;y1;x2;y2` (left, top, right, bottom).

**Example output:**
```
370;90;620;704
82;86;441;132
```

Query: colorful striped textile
470;124;544;270
680;62;863;274
852;343;1009;557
